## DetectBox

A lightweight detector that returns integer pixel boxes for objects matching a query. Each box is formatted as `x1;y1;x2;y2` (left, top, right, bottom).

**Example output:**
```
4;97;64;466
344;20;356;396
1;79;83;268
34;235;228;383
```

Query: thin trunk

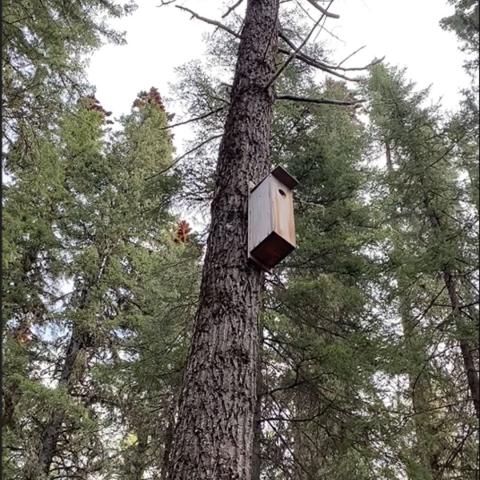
161;404;176;480
166;1;279;478
422;188;480;417
442;270;480;417
400;295;438;480
35;325;92;478
31;251;110;478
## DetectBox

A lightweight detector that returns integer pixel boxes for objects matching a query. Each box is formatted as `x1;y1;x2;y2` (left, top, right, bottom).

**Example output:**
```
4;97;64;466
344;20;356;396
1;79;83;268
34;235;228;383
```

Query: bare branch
175;5;241;38
337;45;366;67
295;0;344;41
278;48;360;81
160;107;225;131
266;0;335;89
278;31;330;69
157;0;176;6
334;55;385;72
222;0;244;18
146;134;223;180
304;0;340;18
276;94;364;106
278;32;363;81
334;46;385;72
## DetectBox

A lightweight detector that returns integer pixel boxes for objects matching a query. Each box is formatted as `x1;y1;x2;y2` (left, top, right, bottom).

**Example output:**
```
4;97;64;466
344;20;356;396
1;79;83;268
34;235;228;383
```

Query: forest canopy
2;1;478;479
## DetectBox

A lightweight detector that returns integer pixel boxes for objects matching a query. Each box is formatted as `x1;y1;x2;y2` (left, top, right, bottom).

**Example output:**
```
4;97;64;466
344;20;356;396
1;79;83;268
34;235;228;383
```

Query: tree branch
160;107;225;131
175;5;241;38
222;0;244;18
337;45;366;67
278;31;360;81
266;0;335;89
304;0;340;18
335;54;385;72
146;134;223;180
276;94;364;106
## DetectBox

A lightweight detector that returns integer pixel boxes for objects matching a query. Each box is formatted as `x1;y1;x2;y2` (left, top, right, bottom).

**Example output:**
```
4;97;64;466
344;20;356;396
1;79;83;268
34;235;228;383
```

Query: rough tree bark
166;1;280;478
251;331;265;480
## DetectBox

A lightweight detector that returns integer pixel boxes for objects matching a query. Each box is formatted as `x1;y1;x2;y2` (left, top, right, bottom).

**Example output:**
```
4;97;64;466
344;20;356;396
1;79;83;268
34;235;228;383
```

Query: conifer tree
366;63;479;478
3;89;200;479
2;0;136;147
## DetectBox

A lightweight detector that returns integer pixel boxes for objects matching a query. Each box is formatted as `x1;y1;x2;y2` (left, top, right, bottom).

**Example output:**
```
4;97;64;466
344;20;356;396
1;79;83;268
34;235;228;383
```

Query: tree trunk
442;270;480;417
251;330;265;480
31;250;110;478
166;1;279;479
161;403;176;480
34;326;92;478
422;189;480;418
400;296;438;480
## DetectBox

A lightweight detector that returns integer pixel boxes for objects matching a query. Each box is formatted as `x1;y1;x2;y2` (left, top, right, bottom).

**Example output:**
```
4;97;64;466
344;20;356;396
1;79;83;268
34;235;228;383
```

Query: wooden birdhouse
248;166;299;271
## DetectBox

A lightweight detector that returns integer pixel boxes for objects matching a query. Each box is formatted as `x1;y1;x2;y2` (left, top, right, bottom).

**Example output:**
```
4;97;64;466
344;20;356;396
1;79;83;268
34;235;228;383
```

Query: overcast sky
87;0;469;227
88;0;468;121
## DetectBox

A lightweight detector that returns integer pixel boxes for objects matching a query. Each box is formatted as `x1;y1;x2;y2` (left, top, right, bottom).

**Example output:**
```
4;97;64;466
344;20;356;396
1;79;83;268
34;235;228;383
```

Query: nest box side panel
248;178;273;256
270;175;296;247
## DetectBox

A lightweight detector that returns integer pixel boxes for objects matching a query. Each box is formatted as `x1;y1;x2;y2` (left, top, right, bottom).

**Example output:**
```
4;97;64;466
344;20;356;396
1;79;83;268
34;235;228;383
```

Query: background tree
3;1;478;479
3;89;200;479
2;0;135;147
366;63;479;478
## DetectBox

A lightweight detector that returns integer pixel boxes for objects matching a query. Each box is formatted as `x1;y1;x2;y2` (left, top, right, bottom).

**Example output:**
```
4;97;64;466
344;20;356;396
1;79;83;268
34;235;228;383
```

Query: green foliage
4;3;478;479
365;63;479;478
2;0;136;145
3;87;201;478
440;0;479;74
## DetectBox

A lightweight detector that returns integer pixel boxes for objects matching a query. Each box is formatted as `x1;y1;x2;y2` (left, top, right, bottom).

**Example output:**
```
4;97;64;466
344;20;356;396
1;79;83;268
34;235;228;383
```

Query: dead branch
279;30;381;74
276;94;364;106
266;0;335;89
146;134;223;180
222;0;244;18
278;48;359;81
160;107;225;131
295;0;344;41
334;55;385;72
278;32;362;81
337;45;365;67
304;0;339;18
278;31;329;69
175;5;241;38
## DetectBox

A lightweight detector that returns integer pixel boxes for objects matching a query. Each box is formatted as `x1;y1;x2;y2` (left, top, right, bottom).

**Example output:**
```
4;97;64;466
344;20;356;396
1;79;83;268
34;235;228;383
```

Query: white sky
88;0;469;120
87;0;469;228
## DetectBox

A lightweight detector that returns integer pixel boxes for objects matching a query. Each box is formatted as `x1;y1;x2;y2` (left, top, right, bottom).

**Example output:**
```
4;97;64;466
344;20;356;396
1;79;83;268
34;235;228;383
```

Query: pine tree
2;89;200;479
166;2;280;478
255;77;398;479
2;0;136;147
366;63;479;478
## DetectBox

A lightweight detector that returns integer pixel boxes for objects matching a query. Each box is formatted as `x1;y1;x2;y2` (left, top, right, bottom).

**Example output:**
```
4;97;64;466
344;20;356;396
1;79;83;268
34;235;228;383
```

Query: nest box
248;166;299;271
